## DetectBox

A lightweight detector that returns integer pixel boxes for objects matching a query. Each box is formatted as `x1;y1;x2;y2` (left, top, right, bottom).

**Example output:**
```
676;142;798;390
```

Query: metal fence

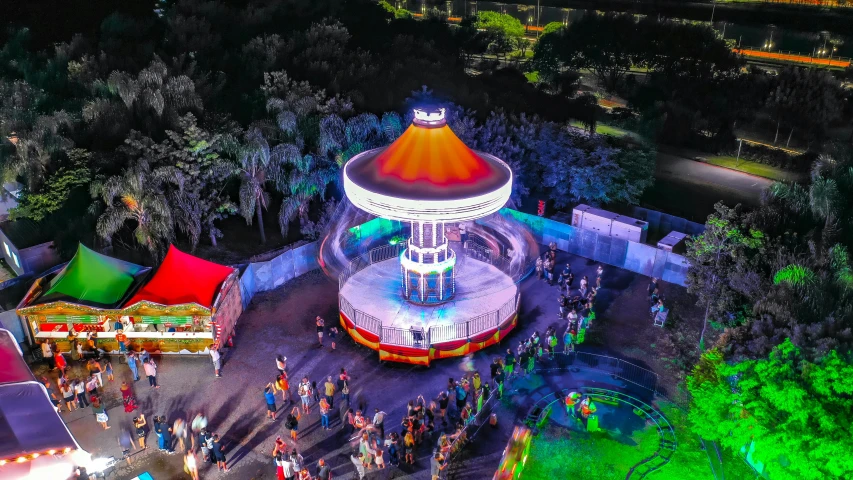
339;242;521;347
532;351;660;394
338;243;405;290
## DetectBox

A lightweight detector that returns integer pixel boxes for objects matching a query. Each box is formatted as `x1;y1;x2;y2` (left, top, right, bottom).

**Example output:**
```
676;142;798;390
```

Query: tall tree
766;67;843;146
235;128;282;245
90;159;174;258
688;341;853;480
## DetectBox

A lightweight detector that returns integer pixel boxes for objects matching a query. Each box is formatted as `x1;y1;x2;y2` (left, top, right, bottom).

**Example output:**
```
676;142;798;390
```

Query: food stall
17;244;243;355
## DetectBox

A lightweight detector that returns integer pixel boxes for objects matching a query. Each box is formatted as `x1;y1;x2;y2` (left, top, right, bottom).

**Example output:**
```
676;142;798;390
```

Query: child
328;326;339;351
105;360;114;382
375;447;385;469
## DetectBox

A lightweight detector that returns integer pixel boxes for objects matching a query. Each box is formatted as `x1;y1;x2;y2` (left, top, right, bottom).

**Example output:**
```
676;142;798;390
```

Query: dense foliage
686;146;853;477
0;0;654;261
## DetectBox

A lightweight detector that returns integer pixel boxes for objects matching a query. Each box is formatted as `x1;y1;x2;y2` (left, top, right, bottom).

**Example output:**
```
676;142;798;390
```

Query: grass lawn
569;121;646;143
704;155;801;182
524;422;658;479
522;401;758;480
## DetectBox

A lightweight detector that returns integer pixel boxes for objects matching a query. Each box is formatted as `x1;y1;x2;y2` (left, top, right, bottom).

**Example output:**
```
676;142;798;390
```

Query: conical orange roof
344;113;511;202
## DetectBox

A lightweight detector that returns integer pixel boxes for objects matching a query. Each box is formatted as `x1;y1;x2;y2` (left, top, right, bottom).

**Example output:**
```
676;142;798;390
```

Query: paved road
642;152;774;222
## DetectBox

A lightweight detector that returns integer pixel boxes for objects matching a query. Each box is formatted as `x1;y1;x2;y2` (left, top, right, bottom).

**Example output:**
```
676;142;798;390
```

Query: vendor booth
17;245;242;355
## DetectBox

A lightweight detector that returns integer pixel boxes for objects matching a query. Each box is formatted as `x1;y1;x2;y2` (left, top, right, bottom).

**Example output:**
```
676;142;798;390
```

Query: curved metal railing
338;243;521;347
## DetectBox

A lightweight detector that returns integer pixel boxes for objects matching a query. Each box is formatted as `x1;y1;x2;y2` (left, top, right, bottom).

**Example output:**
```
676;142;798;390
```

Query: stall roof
0;329;79;461
124;245;234;309
31;244;150;309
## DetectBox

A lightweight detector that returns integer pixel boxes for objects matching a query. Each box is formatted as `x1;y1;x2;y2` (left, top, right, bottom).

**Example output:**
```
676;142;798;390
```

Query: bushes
718;143;815;172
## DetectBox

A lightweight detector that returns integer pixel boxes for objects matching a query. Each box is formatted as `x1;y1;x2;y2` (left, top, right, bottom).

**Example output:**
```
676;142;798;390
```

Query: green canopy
40;244;148;307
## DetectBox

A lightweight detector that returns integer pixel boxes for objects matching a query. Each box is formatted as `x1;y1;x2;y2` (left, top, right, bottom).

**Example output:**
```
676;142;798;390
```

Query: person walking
91;397;110;430
373;408;386;439
144;358;160;389
211;433;228;472
210;346;222;377
59;382;76;413
265;385;278;421
87;359;104;387
73;379;89;408
173;418;187;452
190;413;207;452
558;263;572;287
127;352;140;382
184;451;199;480
342;407;355;435
55;351;67;376
316;316;325;346
324;376;336;409
118;427;136;465
319;397;331;430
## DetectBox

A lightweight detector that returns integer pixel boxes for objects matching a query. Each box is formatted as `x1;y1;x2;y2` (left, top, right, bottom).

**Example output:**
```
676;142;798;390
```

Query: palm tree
276;148;336;237
236;128;284;244
7;111;74;191
90;160;174;258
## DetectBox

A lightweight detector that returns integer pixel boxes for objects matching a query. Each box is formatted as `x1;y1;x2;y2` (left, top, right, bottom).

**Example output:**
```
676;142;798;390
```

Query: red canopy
125;246;233;309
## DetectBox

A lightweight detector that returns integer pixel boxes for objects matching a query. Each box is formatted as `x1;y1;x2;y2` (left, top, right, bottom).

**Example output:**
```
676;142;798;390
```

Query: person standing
154;416;165;450
265;385;278;421
134;415;147;449
91;397;110;430
127;352;140;382
558;263;572;287
558;294;568;319
458;223;468;246
276;355;287;377
212;433;228;472
279;453;295;480
535;256;543;280
41;340;55;369
373;409;386;439
319;397;331;430
298;377;312;414
328;325;338;351
596;265;604;289
286;407;300;441
324;376;336;409
316;316;325;346
116;329;128;354
337;369;350;404
351;452;366;479
276;374;291;404
210;347;222;377
162;424;174;453
55;351;67;376
144;358;160;389
580;276;588;297
504;349;516;378
316;458;331;480
430;452;447;480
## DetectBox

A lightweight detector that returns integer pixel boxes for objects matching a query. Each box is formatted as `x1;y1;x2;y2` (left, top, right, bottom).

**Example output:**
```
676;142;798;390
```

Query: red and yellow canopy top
345;110;511;201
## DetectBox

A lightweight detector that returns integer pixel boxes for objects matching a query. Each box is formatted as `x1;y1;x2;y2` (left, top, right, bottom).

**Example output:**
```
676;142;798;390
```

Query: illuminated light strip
401;250;456;274
344;150;513;223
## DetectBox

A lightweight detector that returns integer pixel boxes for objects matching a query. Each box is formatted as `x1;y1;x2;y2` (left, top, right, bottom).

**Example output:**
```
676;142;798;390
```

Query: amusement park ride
334;107;533;365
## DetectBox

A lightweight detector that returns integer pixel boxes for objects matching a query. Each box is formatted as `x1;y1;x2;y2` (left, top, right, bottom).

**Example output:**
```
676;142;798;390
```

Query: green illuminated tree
474;11;525;39
688;341;853;480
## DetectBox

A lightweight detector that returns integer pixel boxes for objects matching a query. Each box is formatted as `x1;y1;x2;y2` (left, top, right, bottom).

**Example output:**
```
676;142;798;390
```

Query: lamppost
735;138;744;168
